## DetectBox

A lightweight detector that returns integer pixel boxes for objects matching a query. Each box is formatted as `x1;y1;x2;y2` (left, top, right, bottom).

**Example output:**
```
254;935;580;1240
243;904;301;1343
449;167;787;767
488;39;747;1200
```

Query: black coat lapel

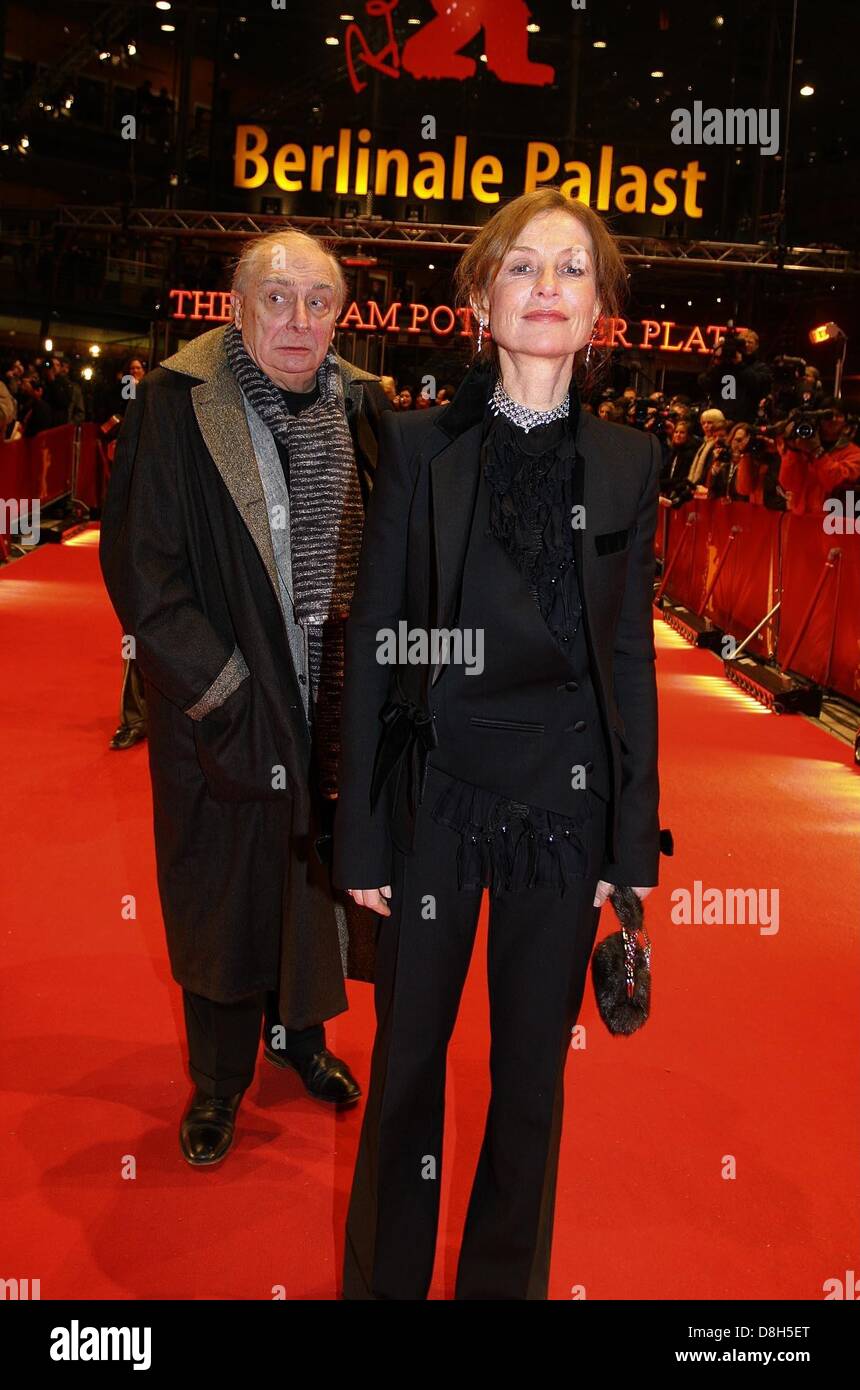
428;421;484;682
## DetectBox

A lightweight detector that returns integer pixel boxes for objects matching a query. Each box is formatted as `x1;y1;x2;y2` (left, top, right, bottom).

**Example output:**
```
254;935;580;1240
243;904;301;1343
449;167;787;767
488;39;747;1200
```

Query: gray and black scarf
224;323;364;797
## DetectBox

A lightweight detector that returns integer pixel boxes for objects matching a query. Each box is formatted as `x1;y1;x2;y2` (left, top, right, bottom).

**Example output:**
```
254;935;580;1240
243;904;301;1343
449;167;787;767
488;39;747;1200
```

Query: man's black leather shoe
264;1046;361;1106
179;1088;244;1166
109;723;147;750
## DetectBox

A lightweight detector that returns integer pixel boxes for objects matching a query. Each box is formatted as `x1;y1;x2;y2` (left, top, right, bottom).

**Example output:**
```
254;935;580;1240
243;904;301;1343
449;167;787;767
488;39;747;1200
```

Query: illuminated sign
168;289;734;353
233;126;706;216
344;0;556;95
169;290;234;320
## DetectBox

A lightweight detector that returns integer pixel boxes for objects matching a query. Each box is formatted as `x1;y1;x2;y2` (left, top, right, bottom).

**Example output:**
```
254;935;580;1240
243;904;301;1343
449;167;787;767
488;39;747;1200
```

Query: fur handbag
590;885;652;1035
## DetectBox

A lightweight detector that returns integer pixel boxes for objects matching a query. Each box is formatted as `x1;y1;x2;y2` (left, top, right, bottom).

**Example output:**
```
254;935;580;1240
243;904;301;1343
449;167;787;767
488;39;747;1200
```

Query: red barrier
77;423;109;511
777;514;860;701
0;424;76;510
0;435;32;502
662;502;711;615
660;497;860;700
27;424;75;505
702;501;780;660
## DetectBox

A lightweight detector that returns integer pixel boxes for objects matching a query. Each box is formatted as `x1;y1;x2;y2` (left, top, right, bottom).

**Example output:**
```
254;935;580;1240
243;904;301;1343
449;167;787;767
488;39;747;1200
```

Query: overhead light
809;321;845;344
651;70;664;78
660;303;666;310
99;50;111;61
19;135;29;149
687;300;693;307
593;40;607;49
155;2;171;9
161;23;175;32
407;16;421;23
713;14;725;26
428;263;435;270
339;13;355;19
81;366;94;381
526;22;540;31
89;344;101;357
480;53;487;62
716;296;722;303
64;96;74;109
44;338;53;352
127;41;137;55
325;35;339;45
799;84;814;96
0;143;9;152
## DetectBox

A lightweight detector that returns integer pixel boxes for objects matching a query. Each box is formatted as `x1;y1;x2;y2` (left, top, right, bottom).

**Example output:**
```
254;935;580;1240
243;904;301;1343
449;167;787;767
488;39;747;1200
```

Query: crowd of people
4;329;858;521
377;329;859;518
0;353;87;438
601;329;860;518
0;352;148;441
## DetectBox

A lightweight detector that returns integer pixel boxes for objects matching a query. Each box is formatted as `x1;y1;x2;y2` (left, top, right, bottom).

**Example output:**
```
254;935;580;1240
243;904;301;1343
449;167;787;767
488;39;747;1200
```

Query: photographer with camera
701;421;758;500
697;327;772;423
733;424;786;509
661;415;699;502
777;398;860;515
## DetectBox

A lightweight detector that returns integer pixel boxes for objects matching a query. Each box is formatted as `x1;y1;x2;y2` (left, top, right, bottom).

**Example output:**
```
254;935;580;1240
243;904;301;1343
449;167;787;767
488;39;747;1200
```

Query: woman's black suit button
574;719;587;732
564;680;579;692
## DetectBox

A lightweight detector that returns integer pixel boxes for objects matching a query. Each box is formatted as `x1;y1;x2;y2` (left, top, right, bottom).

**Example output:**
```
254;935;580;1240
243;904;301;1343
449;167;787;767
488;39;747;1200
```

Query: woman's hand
593;881;654;908
347;886;392;917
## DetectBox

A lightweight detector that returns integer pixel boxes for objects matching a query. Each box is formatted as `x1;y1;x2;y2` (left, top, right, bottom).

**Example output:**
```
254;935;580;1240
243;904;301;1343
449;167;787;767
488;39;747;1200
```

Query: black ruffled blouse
481;403;583;655
427;379;595;896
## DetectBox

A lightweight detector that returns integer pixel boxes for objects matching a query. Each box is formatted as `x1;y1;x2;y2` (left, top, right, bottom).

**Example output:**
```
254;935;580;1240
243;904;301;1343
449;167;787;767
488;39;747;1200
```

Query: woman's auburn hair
454;187;628;369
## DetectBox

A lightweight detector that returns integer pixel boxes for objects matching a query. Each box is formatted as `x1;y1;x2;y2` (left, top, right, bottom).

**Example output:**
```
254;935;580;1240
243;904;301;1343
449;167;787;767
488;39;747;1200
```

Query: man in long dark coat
100;230;387;1165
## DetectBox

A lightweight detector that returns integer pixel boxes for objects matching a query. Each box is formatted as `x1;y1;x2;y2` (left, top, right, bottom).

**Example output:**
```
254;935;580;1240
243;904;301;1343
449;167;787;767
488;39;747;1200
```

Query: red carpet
1;527;858;1300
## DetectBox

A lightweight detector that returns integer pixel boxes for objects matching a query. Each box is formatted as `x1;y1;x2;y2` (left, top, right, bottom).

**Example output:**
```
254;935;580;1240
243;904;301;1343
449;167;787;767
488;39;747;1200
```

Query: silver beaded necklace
489;377;570;433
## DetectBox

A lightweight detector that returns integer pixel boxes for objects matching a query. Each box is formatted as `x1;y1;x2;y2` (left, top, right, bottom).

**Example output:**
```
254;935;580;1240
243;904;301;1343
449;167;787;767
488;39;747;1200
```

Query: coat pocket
469;716;545;735
192;675;293;803
594;526;632;556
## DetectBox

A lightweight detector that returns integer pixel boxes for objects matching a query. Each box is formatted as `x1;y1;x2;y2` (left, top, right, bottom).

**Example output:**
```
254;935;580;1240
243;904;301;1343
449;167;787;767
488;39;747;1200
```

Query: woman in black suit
333;187;670;1300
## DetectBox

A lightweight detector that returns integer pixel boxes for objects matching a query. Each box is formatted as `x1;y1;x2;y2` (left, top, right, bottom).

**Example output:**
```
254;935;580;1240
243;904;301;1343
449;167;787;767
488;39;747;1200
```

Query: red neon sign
168;290;737;354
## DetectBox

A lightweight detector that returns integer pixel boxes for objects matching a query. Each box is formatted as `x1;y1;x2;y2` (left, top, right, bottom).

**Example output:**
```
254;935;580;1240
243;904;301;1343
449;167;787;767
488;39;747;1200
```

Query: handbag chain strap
622;917;652;999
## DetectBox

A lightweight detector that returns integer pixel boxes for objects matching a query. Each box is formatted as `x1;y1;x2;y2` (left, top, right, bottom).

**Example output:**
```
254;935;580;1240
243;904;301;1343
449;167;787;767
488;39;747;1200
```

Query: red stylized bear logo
346;0;555;94
402;0;555;85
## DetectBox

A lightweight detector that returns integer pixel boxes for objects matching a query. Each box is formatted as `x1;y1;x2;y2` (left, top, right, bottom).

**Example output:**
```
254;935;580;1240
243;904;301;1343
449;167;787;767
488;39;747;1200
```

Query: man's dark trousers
183;991;325;1096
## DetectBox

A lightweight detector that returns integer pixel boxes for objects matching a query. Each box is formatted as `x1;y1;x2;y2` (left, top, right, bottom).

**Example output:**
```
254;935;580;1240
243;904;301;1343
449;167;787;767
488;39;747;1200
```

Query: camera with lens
631;397;672;440
786;406;832;442
714;330;747;362
747;431;777;457
770;355;806;384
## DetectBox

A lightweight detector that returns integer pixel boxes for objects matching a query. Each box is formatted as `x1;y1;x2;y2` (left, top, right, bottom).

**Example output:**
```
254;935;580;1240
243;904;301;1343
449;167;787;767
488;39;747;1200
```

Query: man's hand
347;886;392;916
593;881;655;908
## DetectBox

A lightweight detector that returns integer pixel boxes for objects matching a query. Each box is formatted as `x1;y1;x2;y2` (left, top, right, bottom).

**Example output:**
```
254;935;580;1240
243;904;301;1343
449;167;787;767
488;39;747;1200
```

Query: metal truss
56;206;857;274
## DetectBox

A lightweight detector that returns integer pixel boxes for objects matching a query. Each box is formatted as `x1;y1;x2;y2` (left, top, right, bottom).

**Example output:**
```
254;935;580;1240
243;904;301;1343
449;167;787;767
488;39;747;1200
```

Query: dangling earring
476;316;485;354
585;336;593;371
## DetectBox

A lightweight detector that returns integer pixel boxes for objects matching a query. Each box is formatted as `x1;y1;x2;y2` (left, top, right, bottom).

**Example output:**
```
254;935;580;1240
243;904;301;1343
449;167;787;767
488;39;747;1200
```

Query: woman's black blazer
333;361;670;892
